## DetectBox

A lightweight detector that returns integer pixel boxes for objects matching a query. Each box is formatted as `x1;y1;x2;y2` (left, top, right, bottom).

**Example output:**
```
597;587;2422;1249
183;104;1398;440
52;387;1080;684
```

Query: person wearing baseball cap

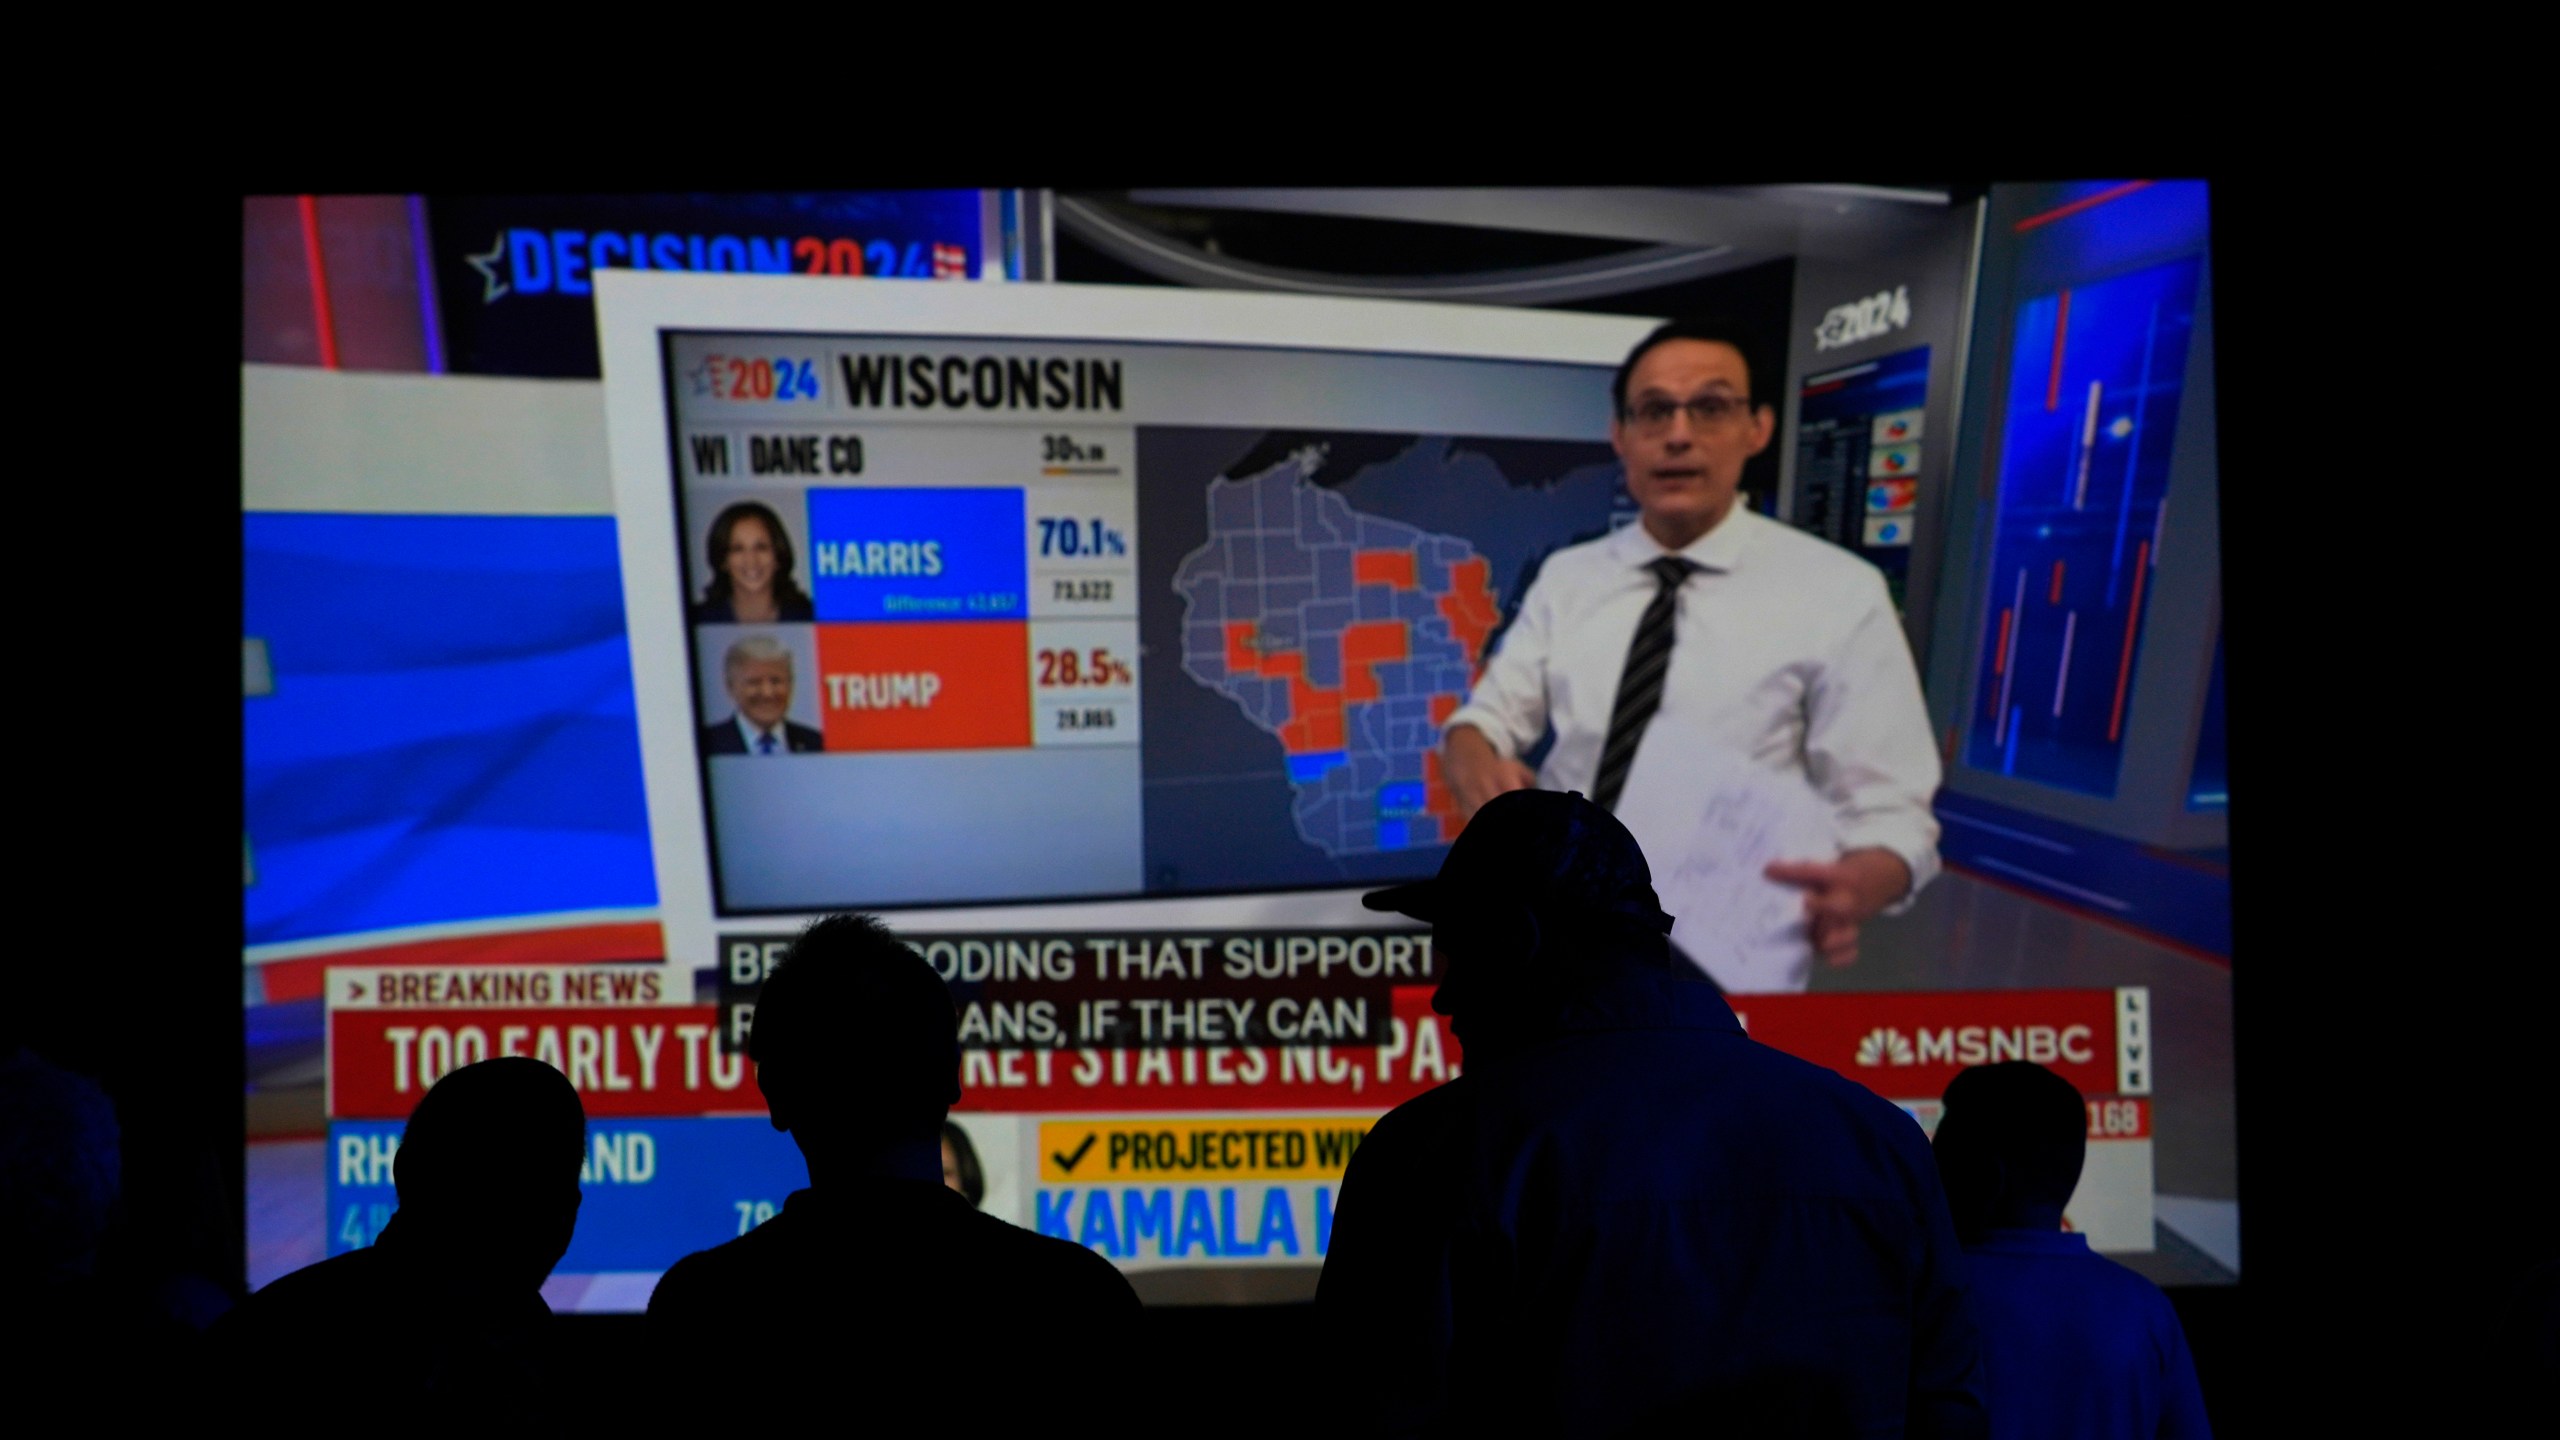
1319;789;1986;1436
1359;788;1679;1065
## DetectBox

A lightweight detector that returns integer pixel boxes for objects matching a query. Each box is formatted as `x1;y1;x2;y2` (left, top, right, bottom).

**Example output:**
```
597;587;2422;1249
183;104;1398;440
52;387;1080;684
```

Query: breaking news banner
326;965;760;1119
323;965;2158;1267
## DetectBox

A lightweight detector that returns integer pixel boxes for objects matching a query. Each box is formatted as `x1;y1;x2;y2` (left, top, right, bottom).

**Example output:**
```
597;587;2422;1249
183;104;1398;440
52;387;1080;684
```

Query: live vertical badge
2116;986;2151;1095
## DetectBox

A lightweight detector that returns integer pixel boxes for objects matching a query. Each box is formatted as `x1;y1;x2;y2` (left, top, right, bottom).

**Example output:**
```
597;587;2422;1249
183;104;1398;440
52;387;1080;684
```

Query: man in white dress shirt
1440;320;1940;982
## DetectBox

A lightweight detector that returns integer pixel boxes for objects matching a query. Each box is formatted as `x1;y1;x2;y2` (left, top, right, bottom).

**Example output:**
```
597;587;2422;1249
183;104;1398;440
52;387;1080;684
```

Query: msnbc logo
1855;1024;2098;1068
1855;1028;1915;1066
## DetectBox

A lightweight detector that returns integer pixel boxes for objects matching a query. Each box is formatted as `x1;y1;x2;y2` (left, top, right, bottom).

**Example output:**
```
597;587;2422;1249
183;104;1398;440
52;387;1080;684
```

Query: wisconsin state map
1172;445;1502;858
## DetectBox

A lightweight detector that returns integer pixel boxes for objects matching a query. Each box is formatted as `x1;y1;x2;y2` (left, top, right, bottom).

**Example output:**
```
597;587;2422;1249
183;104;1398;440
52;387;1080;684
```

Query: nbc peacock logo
1855;1027;1916;1067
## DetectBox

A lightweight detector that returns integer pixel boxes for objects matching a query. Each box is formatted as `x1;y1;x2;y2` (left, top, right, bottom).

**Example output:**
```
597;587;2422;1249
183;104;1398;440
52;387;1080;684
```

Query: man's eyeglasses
1621;394;1757;434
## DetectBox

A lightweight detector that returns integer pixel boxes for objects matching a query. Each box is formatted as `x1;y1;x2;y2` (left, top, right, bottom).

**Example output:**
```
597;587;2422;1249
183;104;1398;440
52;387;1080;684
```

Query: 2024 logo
1815;286;1912;352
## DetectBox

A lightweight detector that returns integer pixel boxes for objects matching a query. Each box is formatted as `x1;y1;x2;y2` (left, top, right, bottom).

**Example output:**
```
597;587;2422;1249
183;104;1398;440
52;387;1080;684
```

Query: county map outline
1172;445;1502;859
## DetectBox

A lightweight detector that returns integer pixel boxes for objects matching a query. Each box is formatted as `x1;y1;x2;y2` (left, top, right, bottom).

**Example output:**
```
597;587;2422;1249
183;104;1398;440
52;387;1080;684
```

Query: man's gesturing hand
1763;848;1914;969
1443;726;1536;822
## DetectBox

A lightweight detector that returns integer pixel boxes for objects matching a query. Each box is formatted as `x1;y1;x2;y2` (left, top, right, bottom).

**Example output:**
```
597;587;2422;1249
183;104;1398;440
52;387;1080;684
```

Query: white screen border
595;271;1655;970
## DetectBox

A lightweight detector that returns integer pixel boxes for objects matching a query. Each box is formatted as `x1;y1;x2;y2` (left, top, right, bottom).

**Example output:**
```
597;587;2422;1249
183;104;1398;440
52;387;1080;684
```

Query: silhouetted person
1319;790;1985;1437
2502;1256;2560;1408
648;914;1135;1421
1;1045;195;1415
205;1057;586;1419
1933;1062;2209;1438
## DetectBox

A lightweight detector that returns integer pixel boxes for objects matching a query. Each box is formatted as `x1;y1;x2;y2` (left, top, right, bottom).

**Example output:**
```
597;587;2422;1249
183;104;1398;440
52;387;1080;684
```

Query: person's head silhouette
1932;1061;2088;1244
0;1048;119;1289
389;1056;586;1291
1362;789;1677;1064
751;915;961;1186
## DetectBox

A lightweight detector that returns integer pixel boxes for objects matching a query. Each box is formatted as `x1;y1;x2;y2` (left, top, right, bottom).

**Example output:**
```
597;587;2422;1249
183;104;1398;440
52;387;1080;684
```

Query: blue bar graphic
806;487;1027;622
325;1117;808;1273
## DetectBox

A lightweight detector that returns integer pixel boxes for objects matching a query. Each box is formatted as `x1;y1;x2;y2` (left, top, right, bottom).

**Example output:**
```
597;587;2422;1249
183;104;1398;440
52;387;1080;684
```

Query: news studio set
10;179;2483;1430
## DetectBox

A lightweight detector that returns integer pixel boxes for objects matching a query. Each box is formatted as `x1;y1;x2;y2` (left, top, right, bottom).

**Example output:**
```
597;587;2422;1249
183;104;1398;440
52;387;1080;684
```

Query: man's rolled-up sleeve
1805;574;1943;909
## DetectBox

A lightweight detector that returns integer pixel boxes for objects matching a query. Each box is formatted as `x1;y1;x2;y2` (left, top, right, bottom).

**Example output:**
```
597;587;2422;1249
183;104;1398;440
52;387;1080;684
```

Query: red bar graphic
331;1004;759;1118
298;195;339;370
1727;989;2122;1102
2107;541;2150;742
2014;180;2156;234
2046;289;2072;412
818;621;1030;753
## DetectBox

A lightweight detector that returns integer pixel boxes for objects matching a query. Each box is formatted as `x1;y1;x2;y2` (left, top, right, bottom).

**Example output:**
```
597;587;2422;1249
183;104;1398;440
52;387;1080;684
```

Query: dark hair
702;501;811;612
750;914;961;1140
393;1056;586;1209
1611;319;1771;416
941;1120;985;1208
1937;1062;2088;1210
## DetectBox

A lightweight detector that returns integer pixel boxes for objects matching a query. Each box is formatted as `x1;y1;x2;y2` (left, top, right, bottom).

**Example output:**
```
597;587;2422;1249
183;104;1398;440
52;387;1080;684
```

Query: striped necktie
1589;556;1699;812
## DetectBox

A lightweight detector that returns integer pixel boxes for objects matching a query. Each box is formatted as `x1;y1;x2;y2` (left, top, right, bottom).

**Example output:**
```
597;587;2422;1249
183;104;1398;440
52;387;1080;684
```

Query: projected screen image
257;260;2230;1315
661;333;1634;914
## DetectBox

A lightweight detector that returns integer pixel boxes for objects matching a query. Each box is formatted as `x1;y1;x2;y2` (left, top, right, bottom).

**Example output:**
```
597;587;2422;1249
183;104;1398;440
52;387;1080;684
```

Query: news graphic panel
1791;345;1931;609
424;192;991;378
1967;255;2204;797
647;319;1634;916
323;965;806;1287
314;950;2171;1301
703;934;2165;1262
714;927;1454;1271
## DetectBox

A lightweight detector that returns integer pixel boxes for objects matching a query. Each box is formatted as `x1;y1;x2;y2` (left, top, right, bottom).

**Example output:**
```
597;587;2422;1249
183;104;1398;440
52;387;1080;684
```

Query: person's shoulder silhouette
206;1056;587;1420
1322;789;1985;1436
1935;1061;2211;1439
0;1046;203;1419
647;915;1135;1422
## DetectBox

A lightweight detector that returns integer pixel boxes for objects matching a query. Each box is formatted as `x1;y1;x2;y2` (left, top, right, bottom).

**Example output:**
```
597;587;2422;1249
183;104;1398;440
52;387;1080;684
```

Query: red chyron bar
951;986;1460;1114
323;967;1468;1120
326;966;761;1119
1733;988;2150;1101
329;1002;759;1119
326;966;2147;1120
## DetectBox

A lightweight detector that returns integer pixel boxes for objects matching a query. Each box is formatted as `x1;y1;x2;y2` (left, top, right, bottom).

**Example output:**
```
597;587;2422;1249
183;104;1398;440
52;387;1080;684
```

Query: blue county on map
1172;446;1500;858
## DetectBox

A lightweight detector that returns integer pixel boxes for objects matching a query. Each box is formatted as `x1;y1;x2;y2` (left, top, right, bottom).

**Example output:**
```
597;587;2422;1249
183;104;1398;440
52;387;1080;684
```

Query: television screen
249;192;2233;1312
